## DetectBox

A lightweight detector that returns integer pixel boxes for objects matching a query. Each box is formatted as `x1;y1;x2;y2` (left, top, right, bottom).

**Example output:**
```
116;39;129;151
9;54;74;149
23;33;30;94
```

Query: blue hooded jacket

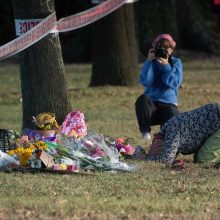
139;57;183;105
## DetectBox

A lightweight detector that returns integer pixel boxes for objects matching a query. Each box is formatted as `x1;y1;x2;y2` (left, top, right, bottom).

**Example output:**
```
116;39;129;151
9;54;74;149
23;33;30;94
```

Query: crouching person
147;103;220;164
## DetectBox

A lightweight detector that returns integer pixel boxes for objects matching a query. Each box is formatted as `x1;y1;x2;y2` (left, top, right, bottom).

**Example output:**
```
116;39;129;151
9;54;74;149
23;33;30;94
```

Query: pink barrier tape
0;0;136;61
0;12;57;61
57;0;127;32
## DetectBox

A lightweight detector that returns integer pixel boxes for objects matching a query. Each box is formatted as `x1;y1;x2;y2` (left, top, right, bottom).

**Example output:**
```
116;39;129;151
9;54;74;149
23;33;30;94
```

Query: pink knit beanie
152;34;176;48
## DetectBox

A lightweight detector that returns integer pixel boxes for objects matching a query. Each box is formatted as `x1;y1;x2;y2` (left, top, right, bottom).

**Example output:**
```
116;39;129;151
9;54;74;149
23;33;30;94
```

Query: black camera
155;47;168;59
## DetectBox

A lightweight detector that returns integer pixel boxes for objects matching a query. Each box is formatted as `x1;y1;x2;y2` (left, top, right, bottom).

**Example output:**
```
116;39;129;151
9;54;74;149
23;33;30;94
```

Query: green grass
0;59;220;219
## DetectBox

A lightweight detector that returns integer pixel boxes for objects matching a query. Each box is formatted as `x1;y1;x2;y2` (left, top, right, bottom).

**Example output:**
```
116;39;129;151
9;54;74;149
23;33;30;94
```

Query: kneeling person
147;103;220;164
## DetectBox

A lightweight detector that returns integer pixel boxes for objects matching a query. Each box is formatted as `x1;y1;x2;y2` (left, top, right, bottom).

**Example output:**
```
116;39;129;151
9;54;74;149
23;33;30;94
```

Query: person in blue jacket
135;34;183;140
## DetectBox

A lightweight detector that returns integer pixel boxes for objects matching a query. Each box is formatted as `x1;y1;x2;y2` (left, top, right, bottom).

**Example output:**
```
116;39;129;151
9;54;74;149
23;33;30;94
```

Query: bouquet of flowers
7;135;48;166
61;110;87;138
32;112;59;130
56;132;136;172
104;136;135;158
114;137;135;156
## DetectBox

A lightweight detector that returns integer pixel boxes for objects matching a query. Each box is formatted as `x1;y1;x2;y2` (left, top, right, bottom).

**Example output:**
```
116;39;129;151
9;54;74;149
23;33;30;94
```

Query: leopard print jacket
147;103;220;164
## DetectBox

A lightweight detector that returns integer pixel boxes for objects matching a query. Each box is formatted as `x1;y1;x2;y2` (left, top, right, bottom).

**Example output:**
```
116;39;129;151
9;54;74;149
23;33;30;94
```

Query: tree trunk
12;0;71;129
90;4;138;86
176;0;220;53
135;0;178;57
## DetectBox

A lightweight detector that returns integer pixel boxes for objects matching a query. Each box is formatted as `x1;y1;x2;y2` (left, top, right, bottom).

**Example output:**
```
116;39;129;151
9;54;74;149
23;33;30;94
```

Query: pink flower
19;135;29;145
114;137;135;156
84;140;94;148
91;147;107;157
122;144;135;155
115;137;125;144
61;110;87;138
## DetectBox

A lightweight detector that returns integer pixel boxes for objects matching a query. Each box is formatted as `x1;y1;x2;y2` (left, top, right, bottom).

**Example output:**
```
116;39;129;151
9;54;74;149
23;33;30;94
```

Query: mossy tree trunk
90;4;138;86
12;0;71;129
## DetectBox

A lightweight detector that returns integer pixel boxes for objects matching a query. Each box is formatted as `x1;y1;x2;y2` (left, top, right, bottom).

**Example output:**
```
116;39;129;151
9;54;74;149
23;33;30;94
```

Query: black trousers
135;94;179;134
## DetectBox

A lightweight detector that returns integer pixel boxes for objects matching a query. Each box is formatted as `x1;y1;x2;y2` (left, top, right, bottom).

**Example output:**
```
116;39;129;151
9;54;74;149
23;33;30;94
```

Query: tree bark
12;0;71;129
176;0;220;53
135;0;178;57
90;4;138;86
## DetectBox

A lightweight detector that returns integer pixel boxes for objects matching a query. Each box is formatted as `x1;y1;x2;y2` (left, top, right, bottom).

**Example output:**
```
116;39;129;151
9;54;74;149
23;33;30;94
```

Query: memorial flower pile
2;110;136;172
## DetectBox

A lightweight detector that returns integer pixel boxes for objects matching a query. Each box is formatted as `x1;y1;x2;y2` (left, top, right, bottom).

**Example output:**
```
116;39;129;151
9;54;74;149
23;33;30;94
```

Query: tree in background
212;0;220;32
135;0;220;56
12;0;71;129
176;0;220;53
90;4;138;86
54;0;92;62
0;0;15;45
135;0;178;57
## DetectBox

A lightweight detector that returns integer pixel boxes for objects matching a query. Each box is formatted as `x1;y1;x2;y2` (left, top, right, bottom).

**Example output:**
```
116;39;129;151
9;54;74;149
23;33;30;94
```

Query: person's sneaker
142;132;151;141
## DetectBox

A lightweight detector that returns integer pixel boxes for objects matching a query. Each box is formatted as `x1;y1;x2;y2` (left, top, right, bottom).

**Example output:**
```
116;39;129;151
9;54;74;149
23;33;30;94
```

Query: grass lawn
0;58;220;219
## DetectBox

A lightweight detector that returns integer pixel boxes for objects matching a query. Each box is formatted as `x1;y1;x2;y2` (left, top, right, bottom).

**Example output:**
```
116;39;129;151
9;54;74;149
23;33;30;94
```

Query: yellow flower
18;151;33;167
7;150;15;156
30;145;36;150
33;141;48;150
6;138;50;167
37;141;45;146
15;146;24;153
33;112;59;130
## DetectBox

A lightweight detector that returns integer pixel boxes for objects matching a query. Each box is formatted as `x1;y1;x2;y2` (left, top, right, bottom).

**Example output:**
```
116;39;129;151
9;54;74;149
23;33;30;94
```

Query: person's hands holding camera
156;56;169;64
147;48;169;64
155;48;169;64
147;48;156;61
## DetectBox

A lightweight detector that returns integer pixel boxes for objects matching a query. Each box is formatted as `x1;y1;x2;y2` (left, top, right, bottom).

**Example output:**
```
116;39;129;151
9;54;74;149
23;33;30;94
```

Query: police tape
0;12;57;61
0;0;136;61
57;0;136;32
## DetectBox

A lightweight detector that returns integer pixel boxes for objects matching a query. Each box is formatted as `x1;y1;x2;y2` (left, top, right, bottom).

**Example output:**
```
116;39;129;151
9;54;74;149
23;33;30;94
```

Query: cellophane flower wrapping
61;110;87;138
0;150;19;169
56;131;136;172
22;128;56;142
